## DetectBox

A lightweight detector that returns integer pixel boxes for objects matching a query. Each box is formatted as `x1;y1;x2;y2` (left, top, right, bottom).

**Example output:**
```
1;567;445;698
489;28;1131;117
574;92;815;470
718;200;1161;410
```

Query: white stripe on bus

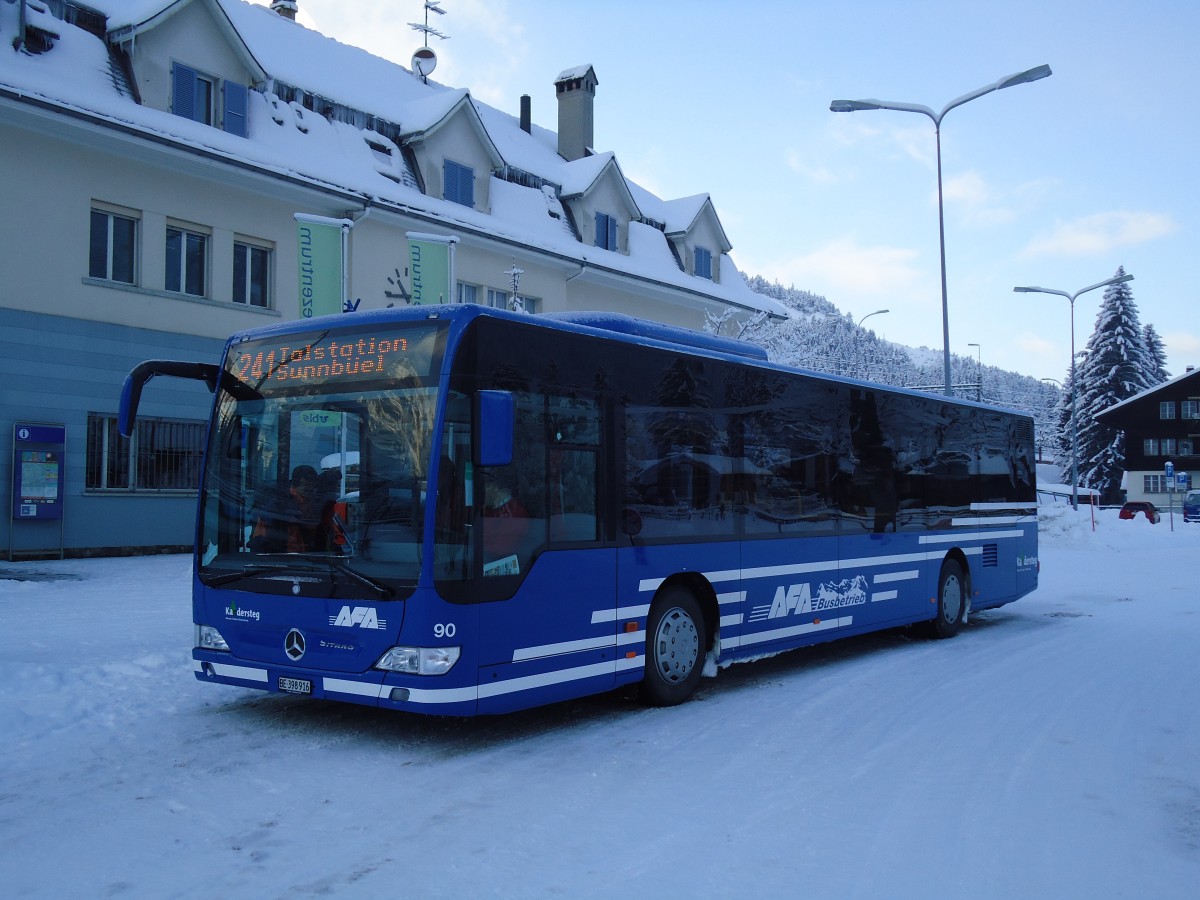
874;570;919;583
194;659;269;682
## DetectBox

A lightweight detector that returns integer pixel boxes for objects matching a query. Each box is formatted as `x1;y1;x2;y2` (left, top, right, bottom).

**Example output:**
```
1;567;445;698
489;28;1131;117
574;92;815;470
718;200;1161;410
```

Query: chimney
520;94;531;134
271;1;298;20
554;65;597;161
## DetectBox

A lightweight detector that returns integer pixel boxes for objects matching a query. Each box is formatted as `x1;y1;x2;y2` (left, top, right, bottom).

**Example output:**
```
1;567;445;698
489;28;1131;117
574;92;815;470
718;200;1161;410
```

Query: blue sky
271;0;1198;383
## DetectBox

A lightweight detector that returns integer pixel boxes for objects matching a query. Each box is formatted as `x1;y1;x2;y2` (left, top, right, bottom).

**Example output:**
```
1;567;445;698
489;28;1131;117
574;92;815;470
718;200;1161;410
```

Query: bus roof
225;304;1028;419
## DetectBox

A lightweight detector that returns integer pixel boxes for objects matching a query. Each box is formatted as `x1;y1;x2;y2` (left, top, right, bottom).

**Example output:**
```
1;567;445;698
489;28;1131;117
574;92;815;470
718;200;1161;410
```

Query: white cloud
1164;330;1200;364
1020;211;1177;258
785;149;836;185
1015;331;1062;364
753;237;922;296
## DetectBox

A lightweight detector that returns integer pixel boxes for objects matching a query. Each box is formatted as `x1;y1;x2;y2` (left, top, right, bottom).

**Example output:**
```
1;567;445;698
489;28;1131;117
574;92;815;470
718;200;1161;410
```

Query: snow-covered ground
2;505;1198;898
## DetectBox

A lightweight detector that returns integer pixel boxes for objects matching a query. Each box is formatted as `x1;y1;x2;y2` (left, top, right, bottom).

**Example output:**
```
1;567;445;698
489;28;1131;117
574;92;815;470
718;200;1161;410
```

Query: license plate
278;676;312;694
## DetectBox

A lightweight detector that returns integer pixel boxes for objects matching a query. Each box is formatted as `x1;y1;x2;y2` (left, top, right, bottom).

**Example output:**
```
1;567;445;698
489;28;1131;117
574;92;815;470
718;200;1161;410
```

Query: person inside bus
249;464;329;552
481;472;530;574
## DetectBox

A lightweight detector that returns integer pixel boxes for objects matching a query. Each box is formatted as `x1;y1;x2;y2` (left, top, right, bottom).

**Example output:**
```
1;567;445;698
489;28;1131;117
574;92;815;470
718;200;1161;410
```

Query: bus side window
548;395;600;544
479;392;546;576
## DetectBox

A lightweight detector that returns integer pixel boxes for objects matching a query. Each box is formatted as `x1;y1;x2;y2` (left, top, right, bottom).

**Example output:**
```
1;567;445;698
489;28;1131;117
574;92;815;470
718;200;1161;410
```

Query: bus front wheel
931;559;966;639
640;586;705;706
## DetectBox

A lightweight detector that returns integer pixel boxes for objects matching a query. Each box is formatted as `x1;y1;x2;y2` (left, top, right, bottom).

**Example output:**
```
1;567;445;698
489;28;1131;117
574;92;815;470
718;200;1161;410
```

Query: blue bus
121;304;1038;715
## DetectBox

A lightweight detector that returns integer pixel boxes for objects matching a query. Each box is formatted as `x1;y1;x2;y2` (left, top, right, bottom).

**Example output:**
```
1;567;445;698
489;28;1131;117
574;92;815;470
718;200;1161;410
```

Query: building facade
1096;367;1200;505
0;0;783;558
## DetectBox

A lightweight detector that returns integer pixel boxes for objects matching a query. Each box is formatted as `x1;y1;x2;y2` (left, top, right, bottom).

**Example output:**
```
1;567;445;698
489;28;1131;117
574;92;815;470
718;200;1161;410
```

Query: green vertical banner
294;214;352;318
406;232;458;305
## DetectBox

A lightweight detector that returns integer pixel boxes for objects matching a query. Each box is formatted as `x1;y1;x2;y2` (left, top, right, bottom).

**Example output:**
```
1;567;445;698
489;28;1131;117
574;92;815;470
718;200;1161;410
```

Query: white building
0;0;784;558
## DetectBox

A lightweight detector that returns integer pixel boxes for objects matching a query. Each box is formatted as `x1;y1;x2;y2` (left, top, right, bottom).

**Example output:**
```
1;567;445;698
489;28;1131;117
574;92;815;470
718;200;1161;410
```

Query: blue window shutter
694;246;712;279
172;63;197;121
223;81;248;137
460;163;474;207
595;213;617;250
444;160;474;207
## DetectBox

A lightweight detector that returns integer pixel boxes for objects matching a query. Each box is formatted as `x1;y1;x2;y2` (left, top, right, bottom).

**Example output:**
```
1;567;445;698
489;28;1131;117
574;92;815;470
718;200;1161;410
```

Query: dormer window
693;246;713;280
171;63;248;137
595;212;618;251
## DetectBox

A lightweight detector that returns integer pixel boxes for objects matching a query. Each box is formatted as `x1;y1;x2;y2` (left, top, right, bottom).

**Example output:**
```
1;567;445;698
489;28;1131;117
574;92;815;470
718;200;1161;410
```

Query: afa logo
330;606;387;629
751;575;869;621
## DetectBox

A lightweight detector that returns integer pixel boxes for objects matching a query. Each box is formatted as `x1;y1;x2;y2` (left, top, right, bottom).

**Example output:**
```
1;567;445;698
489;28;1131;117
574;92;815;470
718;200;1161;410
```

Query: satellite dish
412;47;437;78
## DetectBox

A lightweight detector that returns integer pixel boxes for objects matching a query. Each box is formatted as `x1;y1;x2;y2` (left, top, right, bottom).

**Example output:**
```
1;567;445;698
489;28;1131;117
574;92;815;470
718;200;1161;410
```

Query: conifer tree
1073;267;1151;501
1142;323;1170;384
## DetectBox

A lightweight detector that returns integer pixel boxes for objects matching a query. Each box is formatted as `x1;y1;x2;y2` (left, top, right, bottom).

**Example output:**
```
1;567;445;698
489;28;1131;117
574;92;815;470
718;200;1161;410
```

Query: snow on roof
0;0;785;317
555;64;596;83
1097;366;1200;419
559;151;618;198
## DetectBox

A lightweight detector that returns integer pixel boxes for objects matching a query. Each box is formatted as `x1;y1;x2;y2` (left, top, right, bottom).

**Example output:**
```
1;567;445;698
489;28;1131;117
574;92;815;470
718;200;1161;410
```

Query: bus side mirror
476;390;514;467
118;360;223;437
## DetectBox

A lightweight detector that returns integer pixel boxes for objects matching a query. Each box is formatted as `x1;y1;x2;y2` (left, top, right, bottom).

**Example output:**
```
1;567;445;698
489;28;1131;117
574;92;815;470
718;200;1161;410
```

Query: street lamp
1013;273;1134;510
967;342;981;401
831;64;1052;397
857;308;889;328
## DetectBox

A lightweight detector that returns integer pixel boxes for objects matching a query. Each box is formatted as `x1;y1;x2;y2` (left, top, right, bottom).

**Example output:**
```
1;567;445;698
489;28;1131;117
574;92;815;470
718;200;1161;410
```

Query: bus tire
931;558;966;639
640;586;705;707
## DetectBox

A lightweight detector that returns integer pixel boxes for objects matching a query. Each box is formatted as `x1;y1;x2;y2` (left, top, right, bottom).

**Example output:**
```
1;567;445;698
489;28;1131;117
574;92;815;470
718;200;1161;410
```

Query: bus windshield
197;321;448;599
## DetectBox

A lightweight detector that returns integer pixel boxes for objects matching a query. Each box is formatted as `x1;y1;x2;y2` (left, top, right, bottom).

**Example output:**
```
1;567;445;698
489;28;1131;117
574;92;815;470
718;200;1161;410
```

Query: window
1160;401;1176;419
1182;438;1195;456
1183;400;1200;420
89;208;137;284
443;159;474;207
486;288;508;309
172;63;214;126
1144;438;1176;456
86;413;204;491
457;283;478;304
233;240;271;308
166;226;208;297
172;63;247;136
1143;475;1166;494
693;246;713;280
595;212;617;251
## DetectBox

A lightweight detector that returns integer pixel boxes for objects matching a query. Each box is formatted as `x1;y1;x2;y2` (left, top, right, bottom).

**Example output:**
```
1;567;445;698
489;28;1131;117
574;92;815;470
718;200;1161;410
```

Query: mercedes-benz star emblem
284;628;306;661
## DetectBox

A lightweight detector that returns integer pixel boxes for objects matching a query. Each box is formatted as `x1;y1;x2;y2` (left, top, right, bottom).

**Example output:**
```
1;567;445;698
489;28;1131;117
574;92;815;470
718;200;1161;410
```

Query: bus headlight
375;646;461;675
196;624;230;652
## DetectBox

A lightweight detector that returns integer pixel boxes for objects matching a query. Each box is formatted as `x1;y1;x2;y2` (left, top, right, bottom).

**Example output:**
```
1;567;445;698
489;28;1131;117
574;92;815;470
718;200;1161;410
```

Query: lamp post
857;308;889;328
831;65;1052;397
967;342;981;401
1013;273;1134;510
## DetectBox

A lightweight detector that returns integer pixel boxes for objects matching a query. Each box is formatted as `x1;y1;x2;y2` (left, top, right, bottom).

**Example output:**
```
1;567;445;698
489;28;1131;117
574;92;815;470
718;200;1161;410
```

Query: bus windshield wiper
293;554;395;598
203;562;293;586
204;556;392;598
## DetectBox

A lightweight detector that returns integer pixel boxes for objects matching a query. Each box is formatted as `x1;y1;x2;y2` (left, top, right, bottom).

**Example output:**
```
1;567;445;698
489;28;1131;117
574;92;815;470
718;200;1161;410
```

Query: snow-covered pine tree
1142;322;1171;384
1073;267;1153;501
1053;366;1075;482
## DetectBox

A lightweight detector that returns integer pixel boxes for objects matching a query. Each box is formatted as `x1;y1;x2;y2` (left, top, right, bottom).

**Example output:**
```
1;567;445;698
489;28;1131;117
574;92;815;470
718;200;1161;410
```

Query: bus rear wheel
640;586;705;707
931;559;966;639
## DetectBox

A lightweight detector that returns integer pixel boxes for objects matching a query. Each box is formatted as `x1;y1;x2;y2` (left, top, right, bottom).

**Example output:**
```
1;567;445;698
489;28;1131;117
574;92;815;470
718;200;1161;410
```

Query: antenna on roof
409;1;449;82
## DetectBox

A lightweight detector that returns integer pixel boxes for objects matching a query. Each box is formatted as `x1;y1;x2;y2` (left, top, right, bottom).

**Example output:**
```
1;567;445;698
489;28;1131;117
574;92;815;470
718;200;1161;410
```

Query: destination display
228;323;446;392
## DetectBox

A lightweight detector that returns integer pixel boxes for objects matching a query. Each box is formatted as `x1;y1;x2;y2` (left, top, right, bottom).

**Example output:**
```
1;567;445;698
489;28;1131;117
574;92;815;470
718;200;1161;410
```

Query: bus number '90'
434;623;456;638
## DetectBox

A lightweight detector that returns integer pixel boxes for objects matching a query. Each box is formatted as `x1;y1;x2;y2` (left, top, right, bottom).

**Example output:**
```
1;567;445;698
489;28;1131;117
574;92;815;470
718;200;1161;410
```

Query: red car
1119;501;1161;524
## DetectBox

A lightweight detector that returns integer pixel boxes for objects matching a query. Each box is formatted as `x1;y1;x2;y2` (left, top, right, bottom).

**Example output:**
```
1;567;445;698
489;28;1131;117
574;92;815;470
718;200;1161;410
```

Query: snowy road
2;504;1198;898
